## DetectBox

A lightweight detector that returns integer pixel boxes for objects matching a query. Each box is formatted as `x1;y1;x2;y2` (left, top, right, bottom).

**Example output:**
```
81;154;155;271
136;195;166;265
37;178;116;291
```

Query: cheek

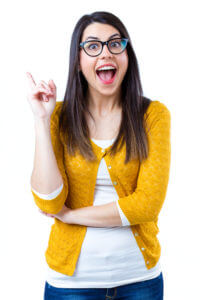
118;55;128;78
79;53;96;79
121;53;129;73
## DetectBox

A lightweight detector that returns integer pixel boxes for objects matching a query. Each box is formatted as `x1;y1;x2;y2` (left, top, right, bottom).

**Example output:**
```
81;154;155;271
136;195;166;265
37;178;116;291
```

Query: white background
0;0;199;299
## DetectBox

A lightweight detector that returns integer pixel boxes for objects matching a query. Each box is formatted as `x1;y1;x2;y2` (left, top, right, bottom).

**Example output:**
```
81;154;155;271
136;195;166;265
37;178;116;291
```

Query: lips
95;63;117;85
96;63;117;72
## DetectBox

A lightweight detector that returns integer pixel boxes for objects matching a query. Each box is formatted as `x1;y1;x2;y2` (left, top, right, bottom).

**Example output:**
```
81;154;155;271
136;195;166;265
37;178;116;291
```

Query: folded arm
117;102;171;225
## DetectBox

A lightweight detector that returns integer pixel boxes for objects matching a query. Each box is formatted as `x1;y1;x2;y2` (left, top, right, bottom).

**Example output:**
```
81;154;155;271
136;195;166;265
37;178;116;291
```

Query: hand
26;72;57;120
38;204;73;224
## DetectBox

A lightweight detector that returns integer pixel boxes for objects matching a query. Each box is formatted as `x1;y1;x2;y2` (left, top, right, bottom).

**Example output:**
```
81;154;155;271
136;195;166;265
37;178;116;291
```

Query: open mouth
96;68;117;84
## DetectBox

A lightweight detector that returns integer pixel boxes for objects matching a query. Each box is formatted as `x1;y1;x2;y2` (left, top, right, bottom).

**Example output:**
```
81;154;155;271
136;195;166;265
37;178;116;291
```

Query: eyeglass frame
79;37;129;57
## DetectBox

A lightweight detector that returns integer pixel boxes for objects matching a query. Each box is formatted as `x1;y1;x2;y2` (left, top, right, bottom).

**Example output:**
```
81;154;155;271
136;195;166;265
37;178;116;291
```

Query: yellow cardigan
31;99;171;276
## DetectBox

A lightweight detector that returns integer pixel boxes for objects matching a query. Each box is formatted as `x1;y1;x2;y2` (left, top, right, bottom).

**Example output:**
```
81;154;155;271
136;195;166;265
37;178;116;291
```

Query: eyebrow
85;33;121;41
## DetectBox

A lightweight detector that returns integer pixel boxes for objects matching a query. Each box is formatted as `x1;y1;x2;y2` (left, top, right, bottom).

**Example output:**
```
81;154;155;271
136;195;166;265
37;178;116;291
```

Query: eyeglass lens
84;38;127;56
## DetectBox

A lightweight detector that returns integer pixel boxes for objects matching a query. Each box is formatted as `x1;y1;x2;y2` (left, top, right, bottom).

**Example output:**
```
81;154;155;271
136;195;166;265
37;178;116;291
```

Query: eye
85;42;101;51
110;41;121;48
88;43;99;50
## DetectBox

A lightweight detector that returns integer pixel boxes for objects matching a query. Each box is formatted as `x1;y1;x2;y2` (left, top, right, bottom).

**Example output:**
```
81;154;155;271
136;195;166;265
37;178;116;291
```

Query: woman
28;11;171;300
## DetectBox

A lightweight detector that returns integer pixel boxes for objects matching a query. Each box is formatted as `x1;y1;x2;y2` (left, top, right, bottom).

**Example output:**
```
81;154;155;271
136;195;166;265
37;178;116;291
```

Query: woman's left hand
38;204;73;223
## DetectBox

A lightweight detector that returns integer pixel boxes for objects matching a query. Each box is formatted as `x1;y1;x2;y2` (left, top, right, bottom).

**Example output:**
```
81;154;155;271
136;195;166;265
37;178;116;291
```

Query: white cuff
116;200;131;226
31;183;63;200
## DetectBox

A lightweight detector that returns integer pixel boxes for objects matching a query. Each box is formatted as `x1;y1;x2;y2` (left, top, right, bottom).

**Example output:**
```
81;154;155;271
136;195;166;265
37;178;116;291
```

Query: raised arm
27;73;68;214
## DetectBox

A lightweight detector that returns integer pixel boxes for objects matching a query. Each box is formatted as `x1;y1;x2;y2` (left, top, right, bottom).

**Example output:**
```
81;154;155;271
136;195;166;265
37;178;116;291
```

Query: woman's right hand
26;72;57;120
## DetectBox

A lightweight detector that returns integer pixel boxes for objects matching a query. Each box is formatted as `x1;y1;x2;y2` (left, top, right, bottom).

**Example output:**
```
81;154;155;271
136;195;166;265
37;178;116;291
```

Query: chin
87;79;121;97
97;88;118;97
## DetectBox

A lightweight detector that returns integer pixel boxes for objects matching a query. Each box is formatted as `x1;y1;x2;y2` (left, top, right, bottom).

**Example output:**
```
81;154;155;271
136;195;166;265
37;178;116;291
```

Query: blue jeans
44;272;164;299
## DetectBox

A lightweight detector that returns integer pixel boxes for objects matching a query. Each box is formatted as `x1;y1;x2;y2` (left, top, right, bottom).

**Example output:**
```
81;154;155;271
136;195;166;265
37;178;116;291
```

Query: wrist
34;117;50;126
64;208;76;225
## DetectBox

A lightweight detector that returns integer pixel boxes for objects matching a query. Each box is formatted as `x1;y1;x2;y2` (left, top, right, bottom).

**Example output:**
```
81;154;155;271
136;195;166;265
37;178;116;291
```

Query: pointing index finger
26;72;36;88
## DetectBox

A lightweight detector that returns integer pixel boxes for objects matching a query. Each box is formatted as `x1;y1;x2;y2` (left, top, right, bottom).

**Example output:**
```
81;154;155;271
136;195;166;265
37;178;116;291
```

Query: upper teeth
97;66;116;71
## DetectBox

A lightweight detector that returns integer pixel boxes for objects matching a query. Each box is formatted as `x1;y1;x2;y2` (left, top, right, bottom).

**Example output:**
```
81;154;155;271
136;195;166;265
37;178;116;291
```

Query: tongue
98;70;114;81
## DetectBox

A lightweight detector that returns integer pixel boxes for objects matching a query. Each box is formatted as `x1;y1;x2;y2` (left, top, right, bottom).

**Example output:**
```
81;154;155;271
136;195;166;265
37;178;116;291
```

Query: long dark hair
59;11;151;164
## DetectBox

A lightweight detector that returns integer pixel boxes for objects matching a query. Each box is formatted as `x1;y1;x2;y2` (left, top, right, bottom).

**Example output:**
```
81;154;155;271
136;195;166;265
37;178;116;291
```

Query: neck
86;87;122;118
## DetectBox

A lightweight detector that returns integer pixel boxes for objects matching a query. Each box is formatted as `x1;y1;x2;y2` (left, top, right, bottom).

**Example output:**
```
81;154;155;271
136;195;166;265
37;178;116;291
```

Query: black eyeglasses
79;37;129;57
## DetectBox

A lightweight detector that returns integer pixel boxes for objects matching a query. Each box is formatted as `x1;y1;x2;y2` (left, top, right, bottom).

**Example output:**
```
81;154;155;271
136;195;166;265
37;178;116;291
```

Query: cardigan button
108;165;112;169
134;232;138;236
113;181;117;185
141;247;145;251
101;149;105;153
147;261;149;265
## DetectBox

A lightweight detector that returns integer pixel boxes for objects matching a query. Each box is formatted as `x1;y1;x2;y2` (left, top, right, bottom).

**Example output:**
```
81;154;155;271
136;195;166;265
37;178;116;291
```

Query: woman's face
79;22;129;97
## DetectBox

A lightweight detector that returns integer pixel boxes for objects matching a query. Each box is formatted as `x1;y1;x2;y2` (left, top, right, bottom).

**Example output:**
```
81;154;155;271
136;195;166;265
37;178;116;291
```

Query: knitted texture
31;100;171;276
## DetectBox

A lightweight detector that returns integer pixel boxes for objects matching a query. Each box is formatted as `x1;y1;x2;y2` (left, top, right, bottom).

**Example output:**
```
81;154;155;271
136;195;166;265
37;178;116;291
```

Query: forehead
81;22;120;41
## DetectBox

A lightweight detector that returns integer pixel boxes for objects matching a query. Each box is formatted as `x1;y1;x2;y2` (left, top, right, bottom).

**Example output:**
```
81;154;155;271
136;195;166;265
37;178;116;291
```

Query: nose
99;43;113;58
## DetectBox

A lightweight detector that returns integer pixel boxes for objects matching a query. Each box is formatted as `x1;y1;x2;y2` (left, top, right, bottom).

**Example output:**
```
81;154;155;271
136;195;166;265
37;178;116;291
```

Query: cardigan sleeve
117;101;171;225
31;101;69;214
